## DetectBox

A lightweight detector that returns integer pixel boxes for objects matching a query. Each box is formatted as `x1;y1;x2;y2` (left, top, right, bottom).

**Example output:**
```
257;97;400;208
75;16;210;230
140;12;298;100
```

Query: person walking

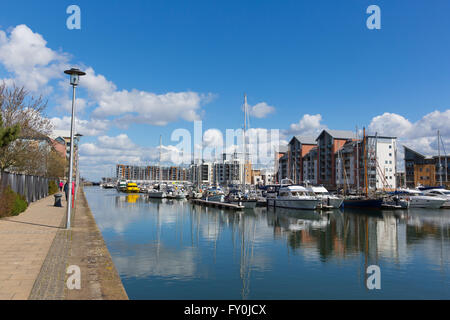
59;181;64;192
64;181;69;201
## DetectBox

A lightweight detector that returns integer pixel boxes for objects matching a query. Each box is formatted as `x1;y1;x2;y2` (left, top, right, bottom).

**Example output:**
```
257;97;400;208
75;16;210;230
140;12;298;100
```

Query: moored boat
272;179;320;210
343;196;383;209
125;182;140;193
306;185;343;209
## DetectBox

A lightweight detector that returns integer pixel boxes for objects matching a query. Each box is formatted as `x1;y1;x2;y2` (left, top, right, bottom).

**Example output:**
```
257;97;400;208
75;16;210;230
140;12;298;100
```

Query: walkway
0;194;65;299
0;189;128;300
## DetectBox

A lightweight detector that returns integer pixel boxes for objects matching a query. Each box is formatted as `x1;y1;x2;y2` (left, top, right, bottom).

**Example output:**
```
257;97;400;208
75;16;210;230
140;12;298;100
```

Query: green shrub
11;193;28;216
48;180;59;195
0;186;28;217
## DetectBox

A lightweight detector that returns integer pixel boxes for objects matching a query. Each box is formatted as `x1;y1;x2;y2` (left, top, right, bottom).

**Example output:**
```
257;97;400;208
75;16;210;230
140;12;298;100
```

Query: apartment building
404;146;450;188
316;130;356;190
287;136;317;184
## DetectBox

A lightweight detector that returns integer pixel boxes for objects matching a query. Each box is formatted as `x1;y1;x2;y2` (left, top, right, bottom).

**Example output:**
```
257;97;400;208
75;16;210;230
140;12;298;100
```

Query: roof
290;135;317;145
276;145;288;153
316;129;356;141
49;130;81;140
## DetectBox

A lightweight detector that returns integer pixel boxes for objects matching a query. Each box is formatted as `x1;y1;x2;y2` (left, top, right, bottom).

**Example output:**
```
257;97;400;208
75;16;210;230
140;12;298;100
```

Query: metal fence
0;171;54;203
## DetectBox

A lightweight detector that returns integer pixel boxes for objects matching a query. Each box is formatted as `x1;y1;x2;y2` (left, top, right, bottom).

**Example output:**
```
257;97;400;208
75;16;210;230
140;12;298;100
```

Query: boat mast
243;94;247;190
159;135;162;183
356;126;360;194
440;133;448;184
438;130;442;186
363;127;368;197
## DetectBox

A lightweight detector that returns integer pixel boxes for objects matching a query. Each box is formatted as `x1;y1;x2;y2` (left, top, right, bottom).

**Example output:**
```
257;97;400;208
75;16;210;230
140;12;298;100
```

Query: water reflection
85;187;450;299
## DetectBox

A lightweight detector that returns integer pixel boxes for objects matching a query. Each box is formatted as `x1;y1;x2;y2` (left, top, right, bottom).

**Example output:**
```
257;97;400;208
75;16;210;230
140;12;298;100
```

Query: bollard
54;193;63;207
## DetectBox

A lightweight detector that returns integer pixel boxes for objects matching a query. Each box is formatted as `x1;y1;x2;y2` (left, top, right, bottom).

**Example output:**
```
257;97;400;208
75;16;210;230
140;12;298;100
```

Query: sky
0;0;449;180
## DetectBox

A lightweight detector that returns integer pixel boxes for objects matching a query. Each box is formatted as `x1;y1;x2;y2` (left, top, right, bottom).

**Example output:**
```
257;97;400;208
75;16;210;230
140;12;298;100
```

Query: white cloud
50;116;110;137
247;102;275;118
78;134;184;180
83;67;212;126
288;114;327;136
368;110;450;156
0;25;214;128
0;24;68;92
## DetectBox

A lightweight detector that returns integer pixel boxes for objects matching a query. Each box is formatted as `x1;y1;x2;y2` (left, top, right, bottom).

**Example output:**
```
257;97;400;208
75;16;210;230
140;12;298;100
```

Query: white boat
148;191;166;199
423;188;450;208
226;189;258;208
273;179;320;210
117;180;127;192
306;185;343;209
204;186;225;202
397;188;446;209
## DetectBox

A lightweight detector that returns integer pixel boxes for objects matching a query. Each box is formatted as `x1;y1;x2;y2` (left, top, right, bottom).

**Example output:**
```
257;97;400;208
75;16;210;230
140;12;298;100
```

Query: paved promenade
0;189;128;300
0;194;64;299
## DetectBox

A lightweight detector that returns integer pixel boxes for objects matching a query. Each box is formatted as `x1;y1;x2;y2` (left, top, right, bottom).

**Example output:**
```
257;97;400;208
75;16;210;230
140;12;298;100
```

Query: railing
0;171;55;203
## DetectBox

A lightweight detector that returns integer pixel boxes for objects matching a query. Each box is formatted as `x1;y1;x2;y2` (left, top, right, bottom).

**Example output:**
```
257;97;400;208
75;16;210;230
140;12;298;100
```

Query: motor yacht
272;179;320;210
306;185;343;209
397;188;445;209
423;188;450;208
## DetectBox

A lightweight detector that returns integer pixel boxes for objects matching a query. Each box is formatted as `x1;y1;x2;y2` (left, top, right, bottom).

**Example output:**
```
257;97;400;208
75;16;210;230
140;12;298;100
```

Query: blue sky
0;0;449;179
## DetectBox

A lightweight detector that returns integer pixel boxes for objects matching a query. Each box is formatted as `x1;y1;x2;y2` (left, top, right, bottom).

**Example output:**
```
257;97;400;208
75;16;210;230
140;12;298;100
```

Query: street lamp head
64;68;86;86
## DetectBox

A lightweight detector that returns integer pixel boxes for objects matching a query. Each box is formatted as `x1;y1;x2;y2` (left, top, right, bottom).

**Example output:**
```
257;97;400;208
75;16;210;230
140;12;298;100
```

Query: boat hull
274;199;320;210
319;197;343;209
148;191;166;199
343;199;383;209
229;200;257;208
207;195;225;202
408;198;445;209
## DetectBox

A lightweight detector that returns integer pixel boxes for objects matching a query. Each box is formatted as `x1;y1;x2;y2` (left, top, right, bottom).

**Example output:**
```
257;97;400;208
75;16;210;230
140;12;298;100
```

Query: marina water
85;186;450;299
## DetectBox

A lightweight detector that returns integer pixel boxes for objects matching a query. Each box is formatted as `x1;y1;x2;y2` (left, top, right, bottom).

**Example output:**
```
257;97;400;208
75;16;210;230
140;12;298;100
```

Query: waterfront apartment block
287;136;317;184
274;146;288;183
336;136;397;191
404;146;450;188
316;130;357;190
116;164;189;182
302;147;318;185
275;129;398;191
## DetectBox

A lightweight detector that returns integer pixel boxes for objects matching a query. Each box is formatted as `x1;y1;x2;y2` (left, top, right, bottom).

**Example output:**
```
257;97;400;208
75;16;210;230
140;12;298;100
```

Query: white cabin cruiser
423;188;450;208
273;179;320;210
306;186;343;209
397;188;445;209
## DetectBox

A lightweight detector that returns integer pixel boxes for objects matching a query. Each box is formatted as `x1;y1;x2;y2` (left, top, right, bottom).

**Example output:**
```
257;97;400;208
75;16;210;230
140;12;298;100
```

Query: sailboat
227;94;257;209
148;135;167;199
343;127;383;209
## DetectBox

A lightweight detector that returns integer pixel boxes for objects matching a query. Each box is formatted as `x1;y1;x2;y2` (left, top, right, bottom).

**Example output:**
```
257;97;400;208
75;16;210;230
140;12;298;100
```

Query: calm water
85;186;450;299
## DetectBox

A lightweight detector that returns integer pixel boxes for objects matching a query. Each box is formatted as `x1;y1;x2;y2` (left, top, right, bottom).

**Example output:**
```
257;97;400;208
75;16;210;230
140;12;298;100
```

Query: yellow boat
126;182;140;193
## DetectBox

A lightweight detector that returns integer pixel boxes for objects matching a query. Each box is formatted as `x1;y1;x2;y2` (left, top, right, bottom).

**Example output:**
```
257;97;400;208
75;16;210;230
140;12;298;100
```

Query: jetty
190;198;244;210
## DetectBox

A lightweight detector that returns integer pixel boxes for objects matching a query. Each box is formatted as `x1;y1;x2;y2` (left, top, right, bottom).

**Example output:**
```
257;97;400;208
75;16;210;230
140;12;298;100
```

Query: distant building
404;146;450;188
335;135;397;191
116;164;190;182
274;145;288;183
302;147;318;185
287;136;317;184
50;130;81;179
316;130;357;190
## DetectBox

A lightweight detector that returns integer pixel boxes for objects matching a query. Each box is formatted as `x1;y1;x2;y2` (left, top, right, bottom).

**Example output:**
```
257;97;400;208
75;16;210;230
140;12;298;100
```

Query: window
389;145;392;149
389;153;392;156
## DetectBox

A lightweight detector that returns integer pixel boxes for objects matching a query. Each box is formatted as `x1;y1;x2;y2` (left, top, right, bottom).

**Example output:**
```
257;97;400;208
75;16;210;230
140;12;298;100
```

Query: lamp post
64;68;86;229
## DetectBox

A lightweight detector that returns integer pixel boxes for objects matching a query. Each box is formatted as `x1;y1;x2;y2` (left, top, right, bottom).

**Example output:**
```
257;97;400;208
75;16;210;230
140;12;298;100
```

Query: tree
0;83;53;173
0;113;20;148
46;149;66;178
